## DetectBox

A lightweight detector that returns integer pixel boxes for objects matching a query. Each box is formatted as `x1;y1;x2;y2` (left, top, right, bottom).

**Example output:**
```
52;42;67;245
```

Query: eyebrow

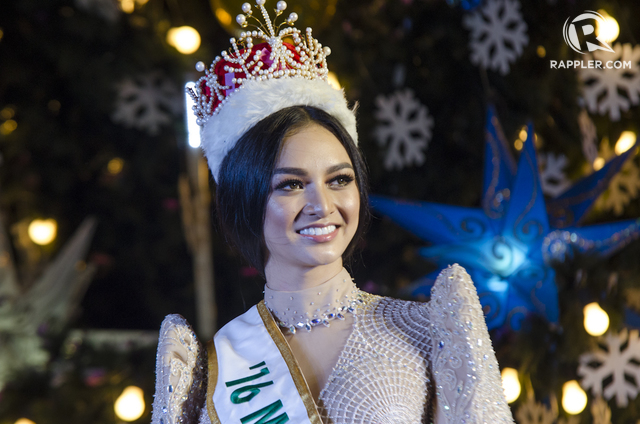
273;162;354;176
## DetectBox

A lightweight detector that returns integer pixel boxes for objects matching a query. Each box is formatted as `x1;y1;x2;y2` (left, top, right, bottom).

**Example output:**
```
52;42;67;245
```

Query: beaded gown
151;264;515;424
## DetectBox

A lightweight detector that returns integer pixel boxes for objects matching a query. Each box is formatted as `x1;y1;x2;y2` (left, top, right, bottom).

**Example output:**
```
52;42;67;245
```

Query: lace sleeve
427;265;514;424
151;314;208;424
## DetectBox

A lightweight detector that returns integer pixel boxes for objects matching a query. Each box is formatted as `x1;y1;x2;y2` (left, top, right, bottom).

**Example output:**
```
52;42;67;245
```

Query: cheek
263;197;297;239
343;189;361;227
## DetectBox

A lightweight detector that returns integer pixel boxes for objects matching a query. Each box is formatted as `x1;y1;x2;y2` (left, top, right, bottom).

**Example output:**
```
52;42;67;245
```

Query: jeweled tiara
188;0;357;181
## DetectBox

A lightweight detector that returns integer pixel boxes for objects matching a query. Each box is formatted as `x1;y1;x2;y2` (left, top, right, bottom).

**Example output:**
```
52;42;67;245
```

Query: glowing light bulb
114;386;145;422
185;82;201;148
0;119;17;135
514;139;523;151
327;72;341;90
519;127;528;141
108;157;124;174
28;219;57;245
615;131;637;155
120;0;135;13
14;419;36;424
562;380;587;414
584;302;609;336
596;10;620;44
593;157;605;171
166;26;201;55
501;367;521;403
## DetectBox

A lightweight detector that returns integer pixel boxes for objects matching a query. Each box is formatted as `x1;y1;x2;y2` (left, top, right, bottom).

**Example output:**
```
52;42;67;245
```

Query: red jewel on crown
188;0;332;126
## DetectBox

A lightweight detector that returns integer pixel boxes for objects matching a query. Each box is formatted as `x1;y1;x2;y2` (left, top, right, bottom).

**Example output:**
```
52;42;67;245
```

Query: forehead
276;124;352;167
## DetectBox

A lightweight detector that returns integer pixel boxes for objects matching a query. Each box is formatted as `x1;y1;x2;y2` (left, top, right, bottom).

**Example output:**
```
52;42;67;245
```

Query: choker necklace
264;277;367;334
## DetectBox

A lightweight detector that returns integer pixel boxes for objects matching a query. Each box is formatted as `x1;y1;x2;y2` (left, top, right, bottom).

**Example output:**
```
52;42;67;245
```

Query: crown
188;0;332;125
188;0;357;182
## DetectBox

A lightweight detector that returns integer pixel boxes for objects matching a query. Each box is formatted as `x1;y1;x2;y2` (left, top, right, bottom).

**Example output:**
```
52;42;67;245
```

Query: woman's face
263;123;360;275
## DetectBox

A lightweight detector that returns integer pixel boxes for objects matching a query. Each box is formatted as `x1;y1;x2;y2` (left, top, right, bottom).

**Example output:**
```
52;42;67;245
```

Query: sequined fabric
427;264;514;423
153;264;514;424
151;315;207;424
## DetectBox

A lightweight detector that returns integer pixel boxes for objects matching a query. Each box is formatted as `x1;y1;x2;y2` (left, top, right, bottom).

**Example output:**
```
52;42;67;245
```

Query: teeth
299;225;336;236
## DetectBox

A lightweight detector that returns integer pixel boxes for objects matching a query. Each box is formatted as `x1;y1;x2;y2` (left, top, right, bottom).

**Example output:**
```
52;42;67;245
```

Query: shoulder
428;264;482;315
151;314;207;424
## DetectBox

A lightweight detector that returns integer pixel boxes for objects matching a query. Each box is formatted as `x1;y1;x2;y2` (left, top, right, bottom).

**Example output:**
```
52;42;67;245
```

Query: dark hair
216;105;370;275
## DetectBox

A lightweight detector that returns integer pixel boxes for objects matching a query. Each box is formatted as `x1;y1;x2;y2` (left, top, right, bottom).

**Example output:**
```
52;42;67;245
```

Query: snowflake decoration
591;397;612;424
515;396;556;424
75;0;120;22
374;89;433;171
462;0;529;75
578;329;640;407
578;109;598;166
580;43;640;121
538;152;571;198
594;140;640;216
112;72;181;136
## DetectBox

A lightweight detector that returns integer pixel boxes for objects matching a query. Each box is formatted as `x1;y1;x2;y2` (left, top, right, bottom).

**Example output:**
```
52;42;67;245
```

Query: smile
298;225;337;236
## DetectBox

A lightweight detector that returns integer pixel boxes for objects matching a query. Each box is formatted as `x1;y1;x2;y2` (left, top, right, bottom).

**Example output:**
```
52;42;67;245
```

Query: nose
303;186;334;217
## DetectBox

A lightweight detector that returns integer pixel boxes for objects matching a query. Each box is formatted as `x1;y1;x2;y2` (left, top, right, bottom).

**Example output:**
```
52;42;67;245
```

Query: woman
151;1;515;423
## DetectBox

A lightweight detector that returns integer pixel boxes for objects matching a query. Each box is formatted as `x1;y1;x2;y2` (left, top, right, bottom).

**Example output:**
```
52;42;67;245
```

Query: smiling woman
215;106;370;281
151;1;515;423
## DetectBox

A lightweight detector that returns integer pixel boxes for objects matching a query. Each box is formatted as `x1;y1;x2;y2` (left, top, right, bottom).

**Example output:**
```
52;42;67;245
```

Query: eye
330;174;355;187
275;178;304;191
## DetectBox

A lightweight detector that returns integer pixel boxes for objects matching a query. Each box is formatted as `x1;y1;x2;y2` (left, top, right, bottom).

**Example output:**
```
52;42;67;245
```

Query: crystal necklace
263;269;367;334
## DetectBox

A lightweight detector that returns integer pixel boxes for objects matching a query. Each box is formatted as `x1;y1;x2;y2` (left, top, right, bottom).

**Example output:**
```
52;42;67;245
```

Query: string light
593;157;605;171
185;82;201;148
583;302;609;336
108;158;124;175
501;367;521;403
28;219;57;245
114;386;146;422
596;10;620;44
14;419;36;424
0;119;17;135
615;131;637;155
519;127;528;141
166;26;201;54
120;0;135;13
562;380;587;414
514;139;523;151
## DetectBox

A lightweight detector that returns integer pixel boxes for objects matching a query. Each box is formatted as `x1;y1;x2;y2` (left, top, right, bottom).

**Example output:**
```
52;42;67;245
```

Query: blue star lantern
371;106;640;330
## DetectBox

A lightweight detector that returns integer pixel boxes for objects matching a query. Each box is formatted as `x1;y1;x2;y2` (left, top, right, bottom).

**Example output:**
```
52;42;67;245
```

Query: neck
264;260;344;291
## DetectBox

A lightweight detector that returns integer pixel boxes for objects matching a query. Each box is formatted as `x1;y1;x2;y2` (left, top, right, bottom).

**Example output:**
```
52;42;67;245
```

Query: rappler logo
563;11;615;54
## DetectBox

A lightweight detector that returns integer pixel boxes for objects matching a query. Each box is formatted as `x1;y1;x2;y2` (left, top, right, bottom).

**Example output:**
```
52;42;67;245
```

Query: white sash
206;301;322;424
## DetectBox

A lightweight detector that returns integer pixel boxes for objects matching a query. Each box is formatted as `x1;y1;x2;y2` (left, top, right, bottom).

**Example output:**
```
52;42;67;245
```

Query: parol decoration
371;106;640;330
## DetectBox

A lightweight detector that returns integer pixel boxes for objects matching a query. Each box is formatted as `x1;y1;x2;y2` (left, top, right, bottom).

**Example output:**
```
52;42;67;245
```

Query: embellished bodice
151;265;515;424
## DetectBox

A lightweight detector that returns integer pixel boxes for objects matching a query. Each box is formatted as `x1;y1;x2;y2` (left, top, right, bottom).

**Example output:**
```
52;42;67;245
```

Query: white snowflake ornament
538;152;571;198
374;89;433;171
112;72;181;136
578;329;640;407
462;0;529;75
515;395;557;424
580;43;640;121
594;140;640;216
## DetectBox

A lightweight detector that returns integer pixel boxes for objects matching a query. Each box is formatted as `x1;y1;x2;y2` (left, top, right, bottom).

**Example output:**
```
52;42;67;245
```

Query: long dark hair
215;105;370;275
